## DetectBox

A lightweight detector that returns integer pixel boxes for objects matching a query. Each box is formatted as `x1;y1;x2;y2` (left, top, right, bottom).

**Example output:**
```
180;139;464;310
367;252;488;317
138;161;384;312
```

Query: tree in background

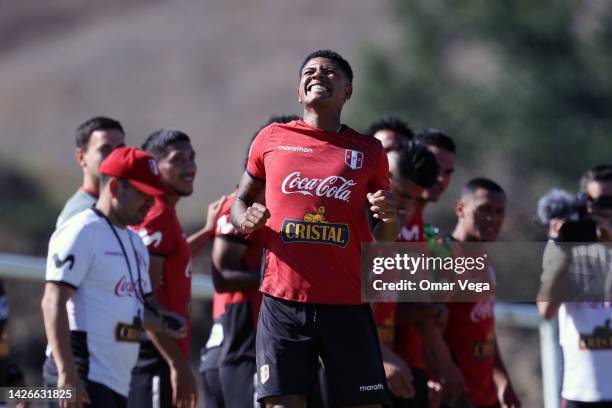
354;0;612;194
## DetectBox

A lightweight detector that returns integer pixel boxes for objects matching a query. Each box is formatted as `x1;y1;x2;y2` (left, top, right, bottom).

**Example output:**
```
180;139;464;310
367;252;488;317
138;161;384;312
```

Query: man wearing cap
42;147;187;408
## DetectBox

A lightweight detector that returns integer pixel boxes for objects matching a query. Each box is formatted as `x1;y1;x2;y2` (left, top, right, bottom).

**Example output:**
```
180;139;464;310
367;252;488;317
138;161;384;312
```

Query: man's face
78;129;125;179
374;130;408;152
157;141;197;196
457;188;506;242
298;57;352;110
113;179;155;226
390;176;425;225
586;180;612;225
423;146;455;202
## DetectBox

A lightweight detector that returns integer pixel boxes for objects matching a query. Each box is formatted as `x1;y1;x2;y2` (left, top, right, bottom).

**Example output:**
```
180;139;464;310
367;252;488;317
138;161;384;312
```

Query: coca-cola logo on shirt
115;276;146;298
470;301;494;322
281;172;357;202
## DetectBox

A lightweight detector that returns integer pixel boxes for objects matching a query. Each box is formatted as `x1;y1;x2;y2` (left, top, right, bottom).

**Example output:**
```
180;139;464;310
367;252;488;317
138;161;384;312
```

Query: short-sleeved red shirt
246;120;389;304
373;204;427;369
212;193;263;327
132;196;192;358
445;301;497;406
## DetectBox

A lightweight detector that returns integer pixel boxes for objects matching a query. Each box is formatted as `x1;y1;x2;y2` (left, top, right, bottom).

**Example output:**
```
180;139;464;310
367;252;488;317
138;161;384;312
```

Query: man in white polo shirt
42;147;186;408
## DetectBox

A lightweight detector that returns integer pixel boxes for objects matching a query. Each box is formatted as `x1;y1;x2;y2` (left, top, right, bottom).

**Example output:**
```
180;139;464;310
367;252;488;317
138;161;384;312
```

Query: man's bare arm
231;172;268;234
212;237;259;293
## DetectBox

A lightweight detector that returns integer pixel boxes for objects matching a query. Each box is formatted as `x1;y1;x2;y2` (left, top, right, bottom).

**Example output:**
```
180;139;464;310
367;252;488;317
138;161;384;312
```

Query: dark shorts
127;341;172;408
200;359;258;408
256;295;387;406
563;400;612;408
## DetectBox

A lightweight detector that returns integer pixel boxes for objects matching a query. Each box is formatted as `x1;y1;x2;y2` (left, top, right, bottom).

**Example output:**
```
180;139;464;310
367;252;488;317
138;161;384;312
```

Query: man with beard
42;147;186;408
231;50;398;408
128;129;222;408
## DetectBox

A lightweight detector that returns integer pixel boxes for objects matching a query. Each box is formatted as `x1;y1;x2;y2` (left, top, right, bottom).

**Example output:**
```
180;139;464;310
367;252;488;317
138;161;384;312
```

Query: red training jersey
445;300;497;406
132;196;192;358
247;120;389;304
210;193;264;366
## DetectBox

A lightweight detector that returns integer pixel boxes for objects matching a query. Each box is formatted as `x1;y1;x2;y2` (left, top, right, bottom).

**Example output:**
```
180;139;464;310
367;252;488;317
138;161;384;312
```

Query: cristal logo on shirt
281;206;349;248
281;172;357;202
115;276;147;297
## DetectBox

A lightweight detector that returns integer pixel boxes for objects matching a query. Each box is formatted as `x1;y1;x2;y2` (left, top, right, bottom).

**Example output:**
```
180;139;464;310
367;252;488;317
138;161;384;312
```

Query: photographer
537;165;612;408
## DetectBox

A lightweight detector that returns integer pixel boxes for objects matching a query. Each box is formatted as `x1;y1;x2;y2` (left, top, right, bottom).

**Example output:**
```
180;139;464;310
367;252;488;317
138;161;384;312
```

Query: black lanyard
91;207;156;319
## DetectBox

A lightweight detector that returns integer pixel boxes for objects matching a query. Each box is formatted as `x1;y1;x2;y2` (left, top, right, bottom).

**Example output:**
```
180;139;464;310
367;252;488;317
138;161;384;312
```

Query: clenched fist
239;203;271;234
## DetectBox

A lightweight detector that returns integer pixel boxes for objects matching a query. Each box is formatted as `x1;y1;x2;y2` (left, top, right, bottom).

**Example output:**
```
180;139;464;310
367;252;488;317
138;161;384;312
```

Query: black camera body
558;193;597;242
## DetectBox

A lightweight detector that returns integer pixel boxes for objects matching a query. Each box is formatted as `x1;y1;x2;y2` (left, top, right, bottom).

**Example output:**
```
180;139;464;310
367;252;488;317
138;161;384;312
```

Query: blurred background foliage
1;1;611;405
351;0;612;239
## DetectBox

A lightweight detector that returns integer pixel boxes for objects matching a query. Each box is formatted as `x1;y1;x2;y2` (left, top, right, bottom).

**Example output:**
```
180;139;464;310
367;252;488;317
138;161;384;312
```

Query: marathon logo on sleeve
281;207;349;248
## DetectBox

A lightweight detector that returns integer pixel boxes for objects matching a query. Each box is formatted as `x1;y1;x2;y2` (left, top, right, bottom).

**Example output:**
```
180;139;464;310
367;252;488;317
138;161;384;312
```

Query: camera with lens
536;189;598;242
557;192;598;242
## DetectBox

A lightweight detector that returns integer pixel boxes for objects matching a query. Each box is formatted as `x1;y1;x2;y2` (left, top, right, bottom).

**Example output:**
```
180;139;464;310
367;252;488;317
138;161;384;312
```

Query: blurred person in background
128;129;223;408
56;117;126;228
388;129;462;407
371;140;440;407
42;147;187;408
443;178;520;408
538;164;612;408
200;114;299;408
366;116;414;152
0;278;27;408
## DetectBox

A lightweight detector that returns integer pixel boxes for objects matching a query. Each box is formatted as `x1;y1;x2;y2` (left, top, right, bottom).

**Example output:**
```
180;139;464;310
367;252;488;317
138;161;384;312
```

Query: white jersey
46;209;152;397
559;302;612;402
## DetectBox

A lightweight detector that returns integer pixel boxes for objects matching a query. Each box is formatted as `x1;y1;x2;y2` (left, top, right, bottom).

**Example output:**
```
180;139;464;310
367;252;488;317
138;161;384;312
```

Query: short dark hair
366;116;414;139
462;177;505;197
76;116;124;149
416;128;456;154
245;114;301;169
580;164;612;191
141;129;191;161
395;141;439;188
299;50;353;83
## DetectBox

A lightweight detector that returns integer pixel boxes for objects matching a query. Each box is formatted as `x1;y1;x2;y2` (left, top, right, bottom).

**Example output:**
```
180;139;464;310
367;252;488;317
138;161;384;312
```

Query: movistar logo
53;253;75;270
281;207;349;248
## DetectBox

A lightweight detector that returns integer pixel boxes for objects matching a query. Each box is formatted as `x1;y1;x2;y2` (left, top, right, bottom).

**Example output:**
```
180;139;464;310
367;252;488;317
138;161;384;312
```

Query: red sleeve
214;196;250;243
368;145;390;193
245;126;272;181
137;207;177;256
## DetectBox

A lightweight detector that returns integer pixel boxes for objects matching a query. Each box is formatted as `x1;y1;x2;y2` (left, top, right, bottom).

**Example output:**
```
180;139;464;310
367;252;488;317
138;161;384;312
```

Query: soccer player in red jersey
384;130;463;407
200;115;299;408
444;178;520;408
127;129;222;408
231;50;399;408
371;141;439;406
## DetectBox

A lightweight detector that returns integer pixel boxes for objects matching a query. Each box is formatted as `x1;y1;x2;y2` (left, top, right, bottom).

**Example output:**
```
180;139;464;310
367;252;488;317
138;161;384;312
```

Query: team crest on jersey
344;149;364;170
579;318;612;350
281;207;349;248
472;332;495;360
260;364;270;384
